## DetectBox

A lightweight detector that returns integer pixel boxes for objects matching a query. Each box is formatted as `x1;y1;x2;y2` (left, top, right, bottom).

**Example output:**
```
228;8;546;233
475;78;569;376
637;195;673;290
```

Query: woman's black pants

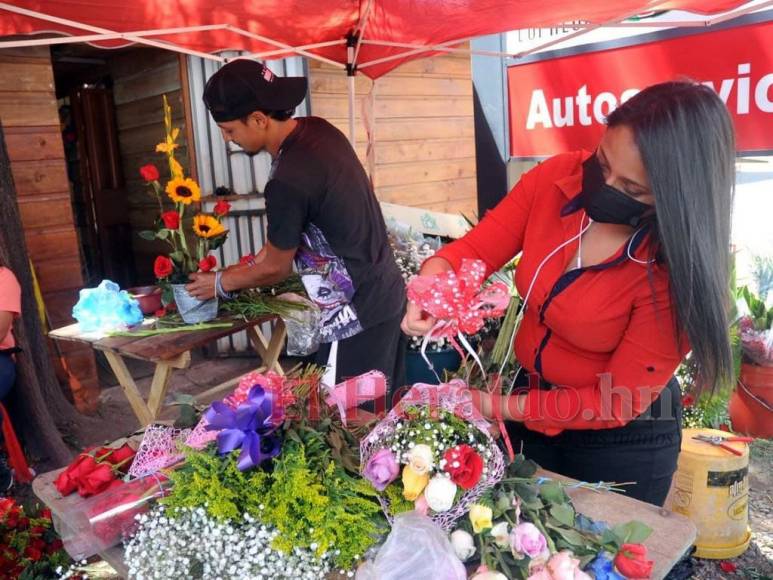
506;377;682;506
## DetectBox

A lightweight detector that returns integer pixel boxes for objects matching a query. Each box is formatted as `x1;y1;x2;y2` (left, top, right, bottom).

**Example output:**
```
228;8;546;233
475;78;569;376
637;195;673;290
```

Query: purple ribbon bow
203;384;282;471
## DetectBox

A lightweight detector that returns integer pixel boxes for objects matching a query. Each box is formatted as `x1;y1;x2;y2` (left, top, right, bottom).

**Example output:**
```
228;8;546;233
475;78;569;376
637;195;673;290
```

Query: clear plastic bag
278;292;321;356
356;512;467;580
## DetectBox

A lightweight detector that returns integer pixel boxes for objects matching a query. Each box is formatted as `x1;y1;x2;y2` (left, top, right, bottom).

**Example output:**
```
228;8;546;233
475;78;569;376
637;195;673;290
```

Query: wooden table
546;470;697;580
49;315;286;425
34;466;696;580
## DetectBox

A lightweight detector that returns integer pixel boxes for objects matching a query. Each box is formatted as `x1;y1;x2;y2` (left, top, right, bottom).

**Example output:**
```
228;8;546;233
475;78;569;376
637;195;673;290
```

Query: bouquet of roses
360;381;504;530
138;95;229;289
54;442;136;498
0;499;70;578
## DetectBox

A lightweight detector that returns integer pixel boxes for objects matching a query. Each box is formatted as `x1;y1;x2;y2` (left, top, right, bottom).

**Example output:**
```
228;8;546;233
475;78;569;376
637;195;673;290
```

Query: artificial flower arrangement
360;381;505;530
117;367;387;579
0;498;71;579
137;95;230;317
450;455;655;580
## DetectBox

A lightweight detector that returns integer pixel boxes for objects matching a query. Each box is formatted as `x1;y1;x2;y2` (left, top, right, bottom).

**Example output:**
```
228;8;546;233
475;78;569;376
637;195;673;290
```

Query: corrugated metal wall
186;53;309;353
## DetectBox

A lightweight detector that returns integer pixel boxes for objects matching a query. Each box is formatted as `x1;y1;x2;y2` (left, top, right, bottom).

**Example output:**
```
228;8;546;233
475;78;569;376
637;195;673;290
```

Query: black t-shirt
265;116;405;332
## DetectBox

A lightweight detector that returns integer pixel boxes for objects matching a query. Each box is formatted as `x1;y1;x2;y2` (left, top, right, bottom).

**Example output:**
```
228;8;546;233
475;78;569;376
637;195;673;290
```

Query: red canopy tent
0;0;759;78
0;0;764;143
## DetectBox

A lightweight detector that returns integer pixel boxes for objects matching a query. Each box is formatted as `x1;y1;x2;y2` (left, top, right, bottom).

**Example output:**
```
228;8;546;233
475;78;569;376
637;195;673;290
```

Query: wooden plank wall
109;49;192;284
308;50;477;216
0;46;99;412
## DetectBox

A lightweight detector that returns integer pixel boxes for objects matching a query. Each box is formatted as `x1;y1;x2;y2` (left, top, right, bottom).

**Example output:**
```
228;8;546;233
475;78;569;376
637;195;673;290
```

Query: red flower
55;454;98;496
40;508;52;520
198;255;217;273
48;539;64;553
682;394;695;407
719;423;731;432
102;443;136;470
77;463;117;498
213;199;231;216
615;543;654;579
719;561;737;573
24;546;43;562
0;498;16;517
442;444;484;490
154;255;174;279
161;210;180;230
30;525;47;535
139;164;160;182
154;307;167;318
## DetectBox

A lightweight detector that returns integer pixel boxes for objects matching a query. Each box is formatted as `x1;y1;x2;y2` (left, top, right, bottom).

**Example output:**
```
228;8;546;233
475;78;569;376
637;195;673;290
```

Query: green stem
107;322;233;337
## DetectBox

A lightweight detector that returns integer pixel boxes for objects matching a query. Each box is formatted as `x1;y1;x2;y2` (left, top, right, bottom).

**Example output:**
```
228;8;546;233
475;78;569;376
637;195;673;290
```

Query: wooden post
0;122;80;467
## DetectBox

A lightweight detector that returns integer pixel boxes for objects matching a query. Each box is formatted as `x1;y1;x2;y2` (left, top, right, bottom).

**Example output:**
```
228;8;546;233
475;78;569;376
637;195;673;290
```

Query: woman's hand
400;257;453;336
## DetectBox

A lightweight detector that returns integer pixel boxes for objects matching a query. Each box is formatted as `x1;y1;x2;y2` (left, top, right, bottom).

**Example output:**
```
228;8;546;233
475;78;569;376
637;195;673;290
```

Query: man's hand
186;272;217;300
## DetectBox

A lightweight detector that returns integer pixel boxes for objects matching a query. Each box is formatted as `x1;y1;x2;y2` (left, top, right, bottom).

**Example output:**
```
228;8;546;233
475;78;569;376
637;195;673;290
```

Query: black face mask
578;154;652;228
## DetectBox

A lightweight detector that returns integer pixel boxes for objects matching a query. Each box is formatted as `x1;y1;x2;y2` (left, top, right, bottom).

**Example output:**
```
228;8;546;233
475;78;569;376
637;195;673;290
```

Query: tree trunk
0;122;82;467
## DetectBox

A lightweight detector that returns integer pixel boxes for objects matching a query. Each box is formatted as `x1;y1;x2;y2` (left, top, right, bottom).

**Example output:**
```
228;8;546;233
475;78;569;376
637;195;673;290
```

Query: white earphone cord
497;214;592;384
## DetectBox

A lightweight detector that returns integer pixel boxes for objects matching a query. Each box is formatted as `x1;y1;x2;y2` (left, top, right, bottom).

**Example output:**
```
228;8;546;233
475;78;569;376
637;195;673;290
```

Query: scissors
692;434;754;456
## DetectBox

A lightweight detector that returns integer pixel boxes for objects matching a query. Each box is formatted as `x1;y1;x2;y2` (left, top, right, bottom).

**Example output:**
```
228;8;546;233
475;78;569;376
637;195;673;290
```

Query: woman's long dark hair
607;81;735;391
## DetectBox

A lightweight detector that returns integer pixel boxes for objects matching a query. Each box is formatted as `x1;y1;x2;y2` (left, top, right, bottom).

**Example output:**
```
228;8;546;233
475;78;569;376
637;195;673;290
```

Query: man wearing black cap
187;59;406;396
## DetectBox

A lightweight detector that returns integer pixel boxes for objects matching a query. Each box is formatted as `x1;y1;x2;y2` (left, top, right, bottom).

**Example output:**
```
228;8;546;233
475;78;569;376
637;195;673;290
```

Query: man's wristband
215;270;236;300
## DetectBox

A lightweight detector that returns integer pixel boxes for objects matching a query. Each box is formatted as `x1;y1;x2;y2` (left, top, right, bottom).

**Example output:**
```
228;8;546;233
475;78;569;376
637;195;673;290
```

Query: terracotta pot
127;285;162;315
728;363;773;438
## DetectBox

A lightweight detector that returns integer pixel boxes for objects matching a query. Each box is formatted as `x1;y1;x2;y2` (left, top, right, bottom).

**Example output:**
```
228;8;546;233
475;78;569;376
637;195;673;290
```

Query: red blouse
435;151;688;435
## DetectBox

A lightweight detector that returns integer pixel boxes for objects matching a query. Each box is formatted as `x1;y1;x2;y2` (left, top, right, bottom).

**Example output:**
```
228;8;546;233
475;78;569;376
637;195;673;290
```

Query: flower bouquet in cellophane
360;381;505;531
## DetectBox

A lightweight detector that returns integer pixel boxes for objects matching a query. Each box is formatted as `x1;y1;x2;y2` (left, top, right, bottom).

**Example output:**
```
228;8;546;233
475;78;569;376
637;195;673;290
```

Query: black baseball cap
203;59;308;123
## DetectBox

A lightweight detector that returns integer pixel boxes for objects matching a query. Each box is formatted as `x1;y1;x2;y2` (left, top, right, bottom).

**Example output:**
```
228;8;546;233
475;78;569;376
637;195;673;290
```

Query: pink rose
363;449;399;491
414;493;429;516
511;522;549;559
527;551;592;580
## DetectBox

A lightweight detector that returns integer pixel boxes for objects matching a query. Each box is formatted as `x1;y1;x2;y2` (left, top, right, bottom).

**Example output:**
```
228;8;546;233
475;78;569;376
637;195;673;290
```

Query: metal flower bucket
171;284;218;324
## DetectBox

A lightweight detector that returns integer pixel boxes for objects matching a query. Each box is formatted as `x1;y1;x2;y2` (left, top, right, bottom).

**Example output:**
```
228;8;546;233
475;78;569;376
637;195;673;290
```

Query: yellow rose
469;504;493;533
402;465;430;501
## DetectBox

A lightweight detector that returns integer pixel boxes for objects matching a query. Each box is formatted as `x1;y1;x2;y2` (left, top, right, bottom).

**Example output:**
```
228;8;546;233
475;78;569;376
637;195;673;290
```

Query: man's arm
185;242;296;300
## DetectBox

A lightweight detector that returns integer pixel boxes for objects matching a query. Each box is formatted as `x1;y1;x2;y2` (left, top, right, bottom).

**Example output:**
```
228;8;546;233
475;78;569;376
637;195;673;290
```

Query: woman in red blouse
403;81;735;506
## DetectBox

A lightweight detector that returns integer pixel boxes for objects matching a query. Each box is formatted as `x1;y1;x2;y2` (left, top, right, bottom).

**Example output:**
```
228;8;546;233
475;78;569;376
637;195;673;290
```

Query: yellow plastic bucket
667;428;752;559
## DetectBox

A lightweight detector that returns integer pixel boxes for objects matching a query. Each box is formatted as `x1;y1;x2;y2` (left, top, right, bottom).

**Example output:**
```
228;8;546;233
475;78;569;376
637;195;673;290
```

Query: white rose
490;521;509;548
424;475;457;512
407;444;434;475
450;530;476;562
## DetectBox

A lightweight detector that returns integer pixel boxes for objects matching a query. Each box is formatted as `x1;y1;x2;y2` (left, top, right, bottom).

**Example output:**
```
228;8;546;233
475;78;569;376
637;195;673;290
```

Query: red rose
213;199;231;216
681;394;695;407
0;498;15;517
55;454;98;496
139;164;160;182
198;255;217;273
103;444;136;473
77;463;116;498
154;307;166;318
48;539;64;553
24;546;43;562
161;210;180;230
615;543;654;579
153;255;174;279
30;525;47;535
442;444;484;490
40;508;52;520
719;561;737;574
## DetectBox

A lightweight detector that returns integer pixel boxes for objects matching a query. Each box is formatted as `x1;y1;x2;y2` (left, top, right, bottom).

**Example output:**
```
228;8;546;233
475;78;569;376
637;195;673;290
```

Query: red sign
508;19;773;157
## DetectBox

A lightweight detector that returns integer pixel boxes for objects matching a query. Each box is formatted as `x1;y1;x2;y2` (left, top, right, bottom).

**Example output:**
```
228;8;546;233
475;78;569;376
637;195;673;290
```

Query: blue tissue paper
72;280;144;332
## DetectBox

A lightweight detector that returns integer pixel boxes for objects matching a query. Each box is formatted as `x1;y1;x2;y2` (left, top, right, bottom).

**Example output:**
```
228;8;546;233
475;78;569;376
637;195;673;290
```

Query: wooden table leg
247;319;286;375
102;351;153;426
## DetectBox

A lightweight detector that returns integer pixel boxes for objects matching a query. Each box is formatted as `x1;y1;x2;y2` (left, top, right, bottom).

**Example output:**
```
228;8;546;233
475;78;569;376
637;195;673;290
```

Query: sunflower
166;177;201;205
192;214;226;238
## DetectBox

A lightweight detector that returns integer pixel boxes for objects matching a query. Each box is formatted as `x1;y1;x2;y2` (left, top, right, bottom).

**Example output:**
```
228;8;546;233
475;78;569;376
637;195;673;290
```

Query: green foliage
164;435;385;570
739;286;773;331
384;482;414;516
